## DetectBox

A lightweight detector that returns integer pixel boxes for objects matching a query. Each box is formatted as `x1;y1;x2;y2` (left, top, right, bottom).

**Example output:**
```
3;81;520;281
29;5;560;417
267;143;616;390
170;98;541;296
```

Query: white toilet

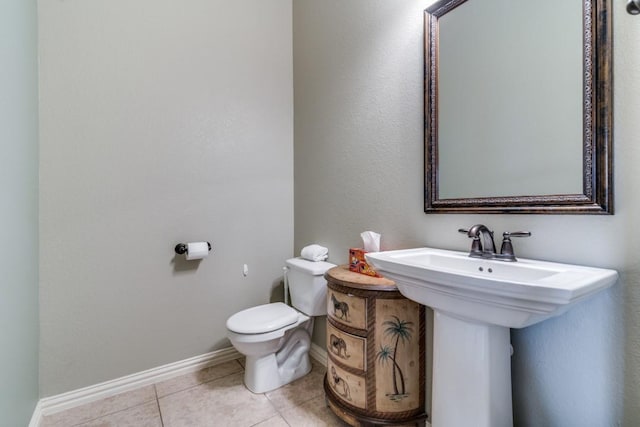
226;258;335;393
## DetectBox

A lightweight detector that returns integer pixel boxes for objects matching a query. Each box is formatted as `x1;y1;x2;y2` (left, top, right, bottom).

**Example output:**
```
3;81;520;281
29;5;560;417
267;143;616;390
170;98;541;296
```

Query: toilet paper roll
186;242;209;260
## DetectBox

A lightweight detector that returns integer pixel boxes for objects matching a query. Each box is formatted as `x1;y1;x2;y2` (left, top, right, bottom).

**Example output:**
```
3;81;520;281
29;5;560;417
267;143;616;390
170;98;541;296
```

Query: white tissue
186;242;209;260
361;231;381;252
300;244;329;261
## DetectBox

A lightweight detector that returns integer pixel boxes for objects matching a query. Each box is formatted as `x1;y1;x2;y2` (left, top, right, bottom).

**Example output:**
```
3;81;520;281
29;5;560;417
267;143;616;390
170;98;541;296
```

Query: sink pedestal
432;311;512;427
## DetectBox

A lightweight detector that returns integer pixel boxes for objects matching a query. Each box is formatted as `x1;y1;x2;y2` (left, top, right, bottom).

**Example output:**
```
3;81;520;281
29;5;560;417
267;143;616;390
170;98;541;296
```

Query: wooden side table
324;265;427;426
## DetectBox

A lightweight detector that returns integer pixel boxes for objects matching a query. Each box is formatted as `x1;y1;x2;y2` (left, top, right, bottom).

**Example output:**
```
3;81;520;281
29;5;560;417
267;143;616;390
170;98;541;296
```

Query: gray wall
39;0;293;396
294;0;639;425
0;0;40;424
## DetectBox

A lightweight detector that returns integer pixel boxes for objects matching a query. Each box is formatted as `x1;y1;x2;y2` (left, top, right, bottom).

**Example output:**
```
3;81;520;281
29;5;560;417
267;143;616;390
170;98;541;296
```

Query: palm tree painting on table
376;315;414;401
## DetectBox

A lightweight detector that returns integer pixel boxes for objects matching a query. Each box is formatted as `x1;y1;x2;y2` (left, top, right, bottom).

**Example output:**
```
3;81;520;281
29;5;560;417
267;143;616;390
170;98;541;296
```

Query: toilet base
244;352;311;393
243;323;313;394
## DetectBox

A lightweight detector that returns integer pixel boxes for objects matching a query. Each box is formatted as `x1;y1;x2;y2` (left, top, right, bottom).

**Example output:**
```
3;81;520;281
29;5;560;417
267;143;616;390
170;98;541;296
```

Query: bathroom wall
0;0;40;424
294;0;639;425
39;0;293;396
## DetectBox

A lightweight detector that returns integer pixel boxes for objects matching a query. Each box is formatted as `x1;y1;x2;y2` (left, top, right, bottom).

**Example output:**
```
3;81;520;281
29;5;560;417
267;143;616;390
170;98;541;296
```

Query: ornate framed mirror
424;0;613;214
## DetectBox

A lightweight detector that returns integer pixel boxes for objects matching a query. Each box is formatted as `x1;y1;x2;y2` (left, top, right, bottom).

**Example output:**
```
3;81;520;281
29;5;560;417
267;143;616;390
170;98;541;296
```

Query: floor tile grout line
153;384;165;427
254;397;292;427
263;368;328;412
264;382;327;424
155;368;244;400
262;389;281;420
265;390;324;417
61;397;158;427
46;358;335;427
247;414;292;427
52;363;245;425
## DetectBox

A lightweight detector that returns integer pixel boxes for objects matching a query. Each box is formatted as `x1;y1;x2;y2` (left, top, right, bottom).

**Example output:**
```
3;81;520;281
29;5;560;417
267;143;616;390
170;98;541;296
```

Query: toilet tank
285;258;336;316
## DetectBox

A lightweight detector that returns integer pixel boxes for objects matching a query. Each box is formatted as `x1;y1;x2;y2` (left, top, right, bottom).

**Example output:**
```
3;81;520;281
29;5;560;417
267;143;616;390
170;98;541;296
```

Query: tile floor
40;358;348;427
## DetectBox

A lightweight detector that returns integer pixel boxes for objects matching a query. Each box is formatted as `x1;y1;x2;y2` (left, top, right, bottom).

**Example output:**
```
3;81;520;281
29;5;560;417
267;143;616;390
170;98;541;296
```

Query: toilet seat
226;302;299;334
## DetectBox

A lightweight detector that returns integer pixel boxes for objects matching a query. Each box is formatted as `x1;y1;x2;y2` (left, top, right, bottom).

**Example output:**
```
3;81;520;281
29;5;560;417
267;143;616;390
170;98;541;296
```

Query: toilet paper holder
174;242;212;255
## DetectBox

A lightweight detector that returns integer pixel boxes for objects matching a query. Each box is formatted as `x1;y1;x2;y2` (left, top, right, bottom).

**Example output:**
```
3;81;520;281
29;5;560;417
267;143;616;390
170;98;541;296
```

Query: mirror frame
424;0;613;214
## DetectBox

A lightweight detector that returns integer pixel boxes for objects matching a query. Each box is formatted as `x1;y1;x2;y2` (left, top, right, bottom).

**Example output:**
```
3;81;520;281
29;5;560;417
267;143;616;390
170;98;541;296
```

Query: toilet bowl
226;258;335;393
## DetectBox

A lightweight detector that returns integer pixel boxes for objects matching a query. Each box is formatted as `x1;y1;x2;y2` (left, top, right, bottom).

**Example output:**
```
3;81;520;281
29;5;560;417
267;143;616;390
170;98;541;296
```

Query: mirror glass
425;0;613;213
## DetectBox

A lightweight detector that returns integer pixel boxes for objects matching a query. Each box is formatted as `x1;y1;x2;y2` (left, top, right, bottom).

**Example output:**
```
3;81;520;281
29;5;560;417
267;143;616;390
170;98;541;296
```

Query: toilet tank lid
226;302;299;334
285;258;336;275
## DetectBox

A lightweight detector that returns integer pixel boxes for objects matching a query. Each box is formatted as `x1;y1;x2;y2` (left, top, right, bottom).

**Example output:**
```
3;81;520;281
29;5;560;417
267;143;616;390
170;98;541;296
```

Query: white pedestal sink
366;247;618;427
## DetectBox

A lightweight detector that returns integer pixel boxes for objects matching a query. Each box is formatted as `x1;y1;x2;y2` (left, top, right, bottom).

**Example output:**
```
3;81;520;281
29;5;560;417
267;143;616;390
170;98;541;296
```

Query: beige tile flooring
41;358;349;427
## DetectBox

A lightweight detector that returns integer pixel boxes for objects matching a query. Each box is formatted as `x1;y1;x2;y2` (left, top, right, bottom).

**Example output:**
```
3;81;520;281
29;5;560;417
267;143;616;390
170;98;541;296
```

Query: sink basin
365;247;618;427
366;247;618;328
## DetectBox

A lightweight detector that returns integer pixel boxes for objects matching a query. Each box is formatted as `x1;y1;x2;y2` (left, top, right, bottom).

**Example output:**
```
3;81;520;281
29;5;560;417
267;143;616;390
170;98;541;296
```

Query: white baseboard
37;347;241;419
33;344;327;426
309;342;327;366
28;401;43;427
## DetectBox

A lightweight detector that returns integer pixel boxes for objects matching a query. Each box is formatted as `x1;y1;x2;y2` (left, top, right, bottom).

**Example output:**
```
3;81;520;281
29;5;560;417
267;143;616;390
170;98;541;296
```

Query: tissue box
349;248;381;277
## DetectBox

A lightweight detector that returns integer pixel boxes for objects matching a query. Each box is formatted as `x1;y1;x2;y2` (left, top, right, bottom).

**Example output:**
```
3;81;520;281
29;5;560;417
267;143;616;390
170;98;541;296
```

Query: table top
325;265;397;291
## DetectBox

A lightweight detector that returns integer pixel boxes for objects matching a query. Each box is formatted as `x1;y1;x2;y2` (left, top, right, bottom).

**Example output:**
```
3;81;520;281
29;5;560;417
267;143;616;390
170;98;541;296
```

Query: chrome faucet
459;225;531;261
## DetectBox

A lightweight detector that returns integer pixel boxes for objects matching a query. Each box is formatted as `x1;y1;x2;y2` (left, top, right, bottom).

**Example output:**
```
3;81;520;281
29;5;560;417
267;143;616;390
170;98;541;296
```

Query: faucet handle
458;228;469;234
503;231;531;239
499;231;531;261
